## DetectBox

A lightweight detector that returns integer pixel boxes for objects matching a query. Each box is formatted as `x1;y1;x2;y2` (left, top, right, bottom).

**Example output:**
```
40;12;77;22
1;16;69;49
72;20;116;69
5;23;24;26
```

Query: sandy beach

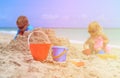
0;29;120;78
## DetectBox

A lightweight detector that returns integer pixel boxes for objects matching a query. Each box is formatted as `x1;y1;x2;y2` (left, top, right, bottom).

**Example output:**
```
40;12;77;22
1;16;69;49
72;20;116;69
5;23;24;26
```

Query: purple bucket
52;46;68;62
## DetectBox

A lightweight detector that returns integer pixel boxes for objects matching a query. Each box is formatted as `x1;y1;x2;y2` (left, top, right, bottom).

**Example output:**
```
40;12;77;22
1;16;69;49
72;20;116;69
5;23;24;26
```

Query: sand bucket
28;31;51;62
52;46;68;62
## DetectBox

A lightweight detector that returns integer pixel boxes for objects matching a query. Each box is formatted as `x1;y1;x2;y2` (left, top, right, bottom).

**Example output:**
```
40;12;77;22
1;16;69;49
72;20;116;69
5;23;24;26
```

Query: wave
0;30;16;35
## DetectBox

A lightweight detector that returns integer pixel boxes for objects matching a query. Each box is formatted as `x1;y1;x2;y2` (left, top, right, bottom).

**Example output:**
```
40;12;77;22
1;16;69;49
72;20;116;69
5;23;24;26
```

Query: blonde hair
16;16;29;30
88;21;102;35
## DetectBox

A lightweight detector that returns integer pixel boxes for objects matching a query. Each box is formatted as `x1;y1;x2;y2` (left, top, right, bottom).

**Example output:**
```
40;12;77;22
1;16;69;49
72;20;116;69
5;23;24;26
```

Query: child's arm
101;33;109;51
102;34;109;44
83;38;95;54
14;30;20;39
83;37;93;49
83;38;90;49
101;34;109;45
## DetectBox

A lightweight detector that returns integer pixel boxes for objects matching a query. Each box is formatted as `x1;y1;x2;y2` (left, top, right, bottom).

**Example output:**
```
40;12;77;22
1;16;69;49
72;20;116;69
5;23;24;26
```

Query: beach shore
0;32;120;78
0;33;14;49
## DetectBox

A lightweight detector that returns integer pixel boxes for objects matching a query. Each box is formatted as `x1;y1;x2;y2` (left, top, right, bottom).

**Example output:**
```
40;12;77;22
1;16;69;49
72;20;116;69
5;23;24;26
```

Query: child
83;21;110;54
14;16;34;39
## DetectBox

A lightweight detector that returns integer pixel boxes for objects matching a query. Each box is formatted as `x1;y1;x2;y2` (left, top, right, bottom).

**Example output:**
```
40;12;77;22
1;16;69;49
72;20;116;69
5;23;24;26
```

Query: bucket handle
52;49;67;59
27;30;50;46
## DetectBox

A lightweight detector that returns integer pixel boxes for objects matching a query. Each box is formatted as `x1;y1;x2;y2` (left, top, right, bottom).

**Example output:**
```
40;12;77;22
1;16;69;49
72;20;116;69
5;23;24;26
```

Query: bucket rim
28;31;50;45
52;46;68;49
30;43;51;45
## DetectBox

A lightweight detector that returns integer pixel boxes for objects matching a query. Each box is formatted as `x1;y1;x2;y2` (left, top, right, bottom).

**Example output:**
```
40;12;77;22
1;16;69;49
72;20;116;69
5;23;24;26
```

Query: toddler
14;15;34;39
83;21;110;54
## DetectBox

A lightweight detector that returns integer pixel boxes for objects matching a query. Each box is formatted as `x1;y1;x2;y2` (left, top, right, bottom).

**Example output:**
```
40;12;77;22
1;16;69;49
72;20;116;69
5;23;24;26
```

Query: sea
0;27;120;48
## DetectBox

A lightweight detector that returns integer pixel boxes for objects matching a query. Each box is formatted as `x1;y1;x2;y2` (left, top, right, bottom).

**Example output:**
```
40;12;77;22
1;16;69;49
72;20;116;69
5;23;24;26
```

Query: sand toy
28;31;51;62
97;54;118;59
82;49;91;55
70;59;85;67
52;46;68;62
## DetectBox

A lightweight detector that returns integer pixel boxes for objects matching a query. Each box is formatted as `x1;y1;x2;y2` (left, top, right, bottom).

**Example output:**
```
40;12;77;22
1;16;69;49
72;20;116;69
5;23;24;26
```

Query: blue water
0;27;120;47
0;27;17;34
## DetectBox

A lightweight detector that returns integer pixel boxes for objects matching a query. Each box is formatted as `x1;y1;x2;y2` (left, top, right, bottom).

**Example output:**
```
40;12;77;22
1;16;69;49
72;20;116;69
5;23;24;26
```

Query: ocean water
0;27;120;48
54;28;120;45
0;27;17;34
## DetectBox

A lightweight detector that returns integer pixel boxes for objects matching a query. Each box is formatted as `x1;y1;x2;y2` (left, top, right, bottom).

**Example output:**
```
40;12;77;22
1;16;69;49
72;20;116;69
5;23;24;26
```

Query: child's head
16;16;29;31
88;21;102;36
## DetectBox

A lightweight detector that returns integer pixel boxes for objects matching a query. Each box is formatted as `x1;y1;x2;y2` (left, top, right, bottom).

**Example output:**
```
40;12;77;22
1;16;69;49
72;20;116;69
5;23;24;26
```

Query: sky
0;0;120;28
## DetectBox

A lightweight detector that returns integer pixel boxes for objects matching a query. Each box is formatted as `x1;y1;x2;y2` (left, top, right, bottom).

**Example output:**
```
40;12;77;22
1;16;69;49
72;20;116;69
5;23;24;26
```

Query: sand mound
4;28;77;58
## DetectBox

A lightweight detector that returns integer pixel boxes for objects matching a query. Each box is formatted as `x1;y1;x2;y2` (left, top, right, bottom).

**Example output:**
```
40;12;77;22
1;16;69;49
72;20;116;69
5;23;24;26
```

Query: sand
0;29;120;78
